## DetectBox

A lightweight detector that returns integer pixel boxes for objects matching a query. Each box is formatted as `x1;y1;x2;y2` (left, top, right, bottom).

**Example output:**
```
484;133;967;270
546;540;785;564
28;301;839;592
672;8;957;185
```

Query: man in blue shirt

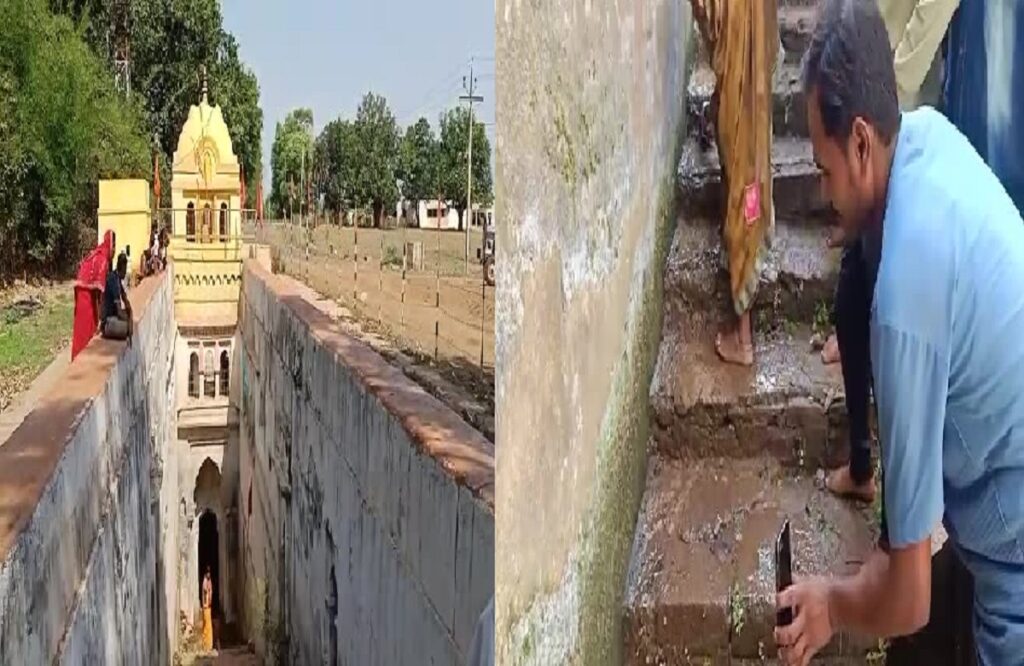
101;252;132;341
774;1;1024;664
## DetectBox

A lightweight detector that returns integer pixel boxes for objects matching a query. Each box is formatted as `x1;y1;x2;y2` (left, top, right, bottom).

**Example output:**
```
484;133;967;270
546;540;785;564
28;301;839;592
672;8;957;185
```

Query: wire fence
250;218;495;372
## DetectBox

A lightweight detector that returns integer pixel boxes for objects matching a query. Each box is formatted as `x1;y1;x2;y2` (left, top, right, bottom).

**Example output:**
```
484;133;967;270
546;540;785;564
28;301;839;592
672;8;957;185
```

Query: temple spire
200;65;208;104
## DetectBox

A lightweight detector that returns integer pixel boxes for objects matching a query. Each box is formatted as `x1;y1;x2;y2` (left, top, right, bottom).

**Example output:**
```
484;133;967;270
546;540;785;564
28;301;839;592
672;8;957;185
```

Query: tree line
269;93;492;229
0;0;263;283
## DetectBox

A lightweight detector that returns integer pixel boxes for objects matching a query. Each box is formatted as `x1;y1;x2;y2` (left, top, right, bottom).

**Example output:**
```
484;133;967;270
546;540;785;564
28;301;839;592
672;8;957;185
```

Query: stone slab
665;215;840;327
624;455;877;664
688;62;808;139
678;136;829;222
650;320;863;471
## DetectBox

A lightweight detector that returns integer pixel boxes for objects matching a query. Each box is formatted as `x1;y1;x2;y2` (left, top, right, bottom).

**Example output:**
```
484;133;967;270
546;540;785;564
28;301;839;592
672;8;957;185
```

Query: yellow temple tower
165;77;244;631
169;76;244;328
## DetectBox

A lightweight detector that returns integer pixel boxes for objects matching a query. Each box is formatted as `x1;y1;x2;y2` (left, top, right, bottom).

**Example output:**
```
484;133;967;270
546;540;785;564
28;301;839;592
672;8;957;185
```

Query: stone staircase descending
623;2;879;663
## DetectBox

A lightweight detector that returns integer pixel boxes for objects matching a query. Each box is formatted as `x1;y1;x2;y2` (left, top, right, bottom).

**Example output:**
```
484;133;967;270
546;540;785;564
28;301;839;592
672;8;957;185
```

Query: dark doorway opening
198;510;221;618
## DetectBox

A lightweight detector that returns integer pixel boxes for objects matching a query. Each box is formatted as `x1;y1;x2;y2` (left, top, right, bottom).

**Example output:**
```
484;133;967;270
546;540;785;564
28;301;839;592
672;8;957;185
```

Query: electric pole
460;61;483;273
111;0;131;97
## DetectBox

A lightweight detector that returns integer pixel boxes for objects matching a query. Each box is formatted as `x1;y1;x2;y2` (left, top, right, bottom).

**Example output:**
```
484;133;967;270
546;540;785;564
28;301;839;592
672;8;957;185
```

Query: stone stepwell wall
237;261;494;665
495;0;693;663
0;270;176;665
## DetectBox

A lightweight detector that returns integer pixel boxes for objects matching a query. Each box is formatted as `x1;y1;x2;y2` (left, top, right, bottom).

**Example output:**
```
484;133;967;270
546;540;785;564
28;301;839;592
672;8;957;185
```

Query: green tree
0;0;149;281
398;117;438;203
439;106;492;229
210;34;262;208
52;0;263;207
352;92;399;227
270;108;314;218
314;118;358;217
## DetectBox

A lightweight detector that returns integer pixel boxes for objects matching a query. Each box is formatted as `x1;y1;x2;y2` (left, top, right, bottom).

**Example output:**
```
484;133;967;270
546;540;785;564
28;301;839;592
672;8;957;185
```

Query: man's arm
776;317;949;664
828;540;932;637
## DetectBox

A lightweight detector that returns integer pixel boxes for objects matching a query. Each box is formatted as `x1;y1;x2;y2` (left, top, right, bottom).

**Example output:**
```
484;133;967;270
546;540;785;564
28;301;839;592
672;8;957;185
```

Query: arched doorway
198;510;221;618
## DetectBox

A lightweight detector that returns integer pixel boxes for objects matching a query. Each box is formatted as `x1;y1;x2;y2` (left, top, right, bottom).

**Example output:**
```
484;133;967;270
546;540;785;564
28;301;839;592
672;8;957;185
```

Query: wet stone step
779;4;818;65
649;320;862;470
677;136;830;222
623;455;878;665
664;218;839;328
687;63;808;139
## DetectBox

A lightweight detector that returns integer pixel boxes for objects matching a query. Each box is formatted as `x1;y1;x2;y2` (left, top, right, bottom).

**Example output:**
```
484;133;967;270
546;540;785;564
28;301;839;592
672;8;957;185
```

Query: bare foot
716;328;754;366
825;465;876;503
821;333;841;365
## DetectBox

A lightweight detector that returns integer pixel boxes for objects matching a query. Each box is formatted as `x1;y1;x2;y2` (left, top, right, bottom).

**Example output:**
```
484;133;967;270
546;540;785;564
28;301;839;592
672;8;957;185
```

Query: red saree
71;230;114;360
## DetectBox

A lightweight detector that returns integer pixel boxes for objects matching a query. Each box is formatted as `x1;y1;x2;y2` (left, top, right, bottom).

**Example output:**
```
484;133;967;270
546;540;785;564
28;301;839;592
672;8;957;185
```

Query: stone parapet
0;269;176;665
237;260;493;665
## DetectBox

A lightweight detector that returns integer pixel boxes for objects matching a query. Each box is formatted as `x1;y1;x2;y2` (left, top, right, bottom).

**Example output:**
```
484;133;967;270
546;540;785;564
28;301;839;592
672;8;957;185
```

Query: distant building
417;199;460;230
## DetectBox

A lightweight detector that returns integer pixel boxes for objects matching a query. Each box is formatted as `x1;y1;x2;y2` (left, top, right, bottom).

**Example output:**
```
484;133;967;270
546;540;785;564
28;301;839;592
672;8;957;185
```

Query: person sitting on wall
100;252;133;342
158;227;170;270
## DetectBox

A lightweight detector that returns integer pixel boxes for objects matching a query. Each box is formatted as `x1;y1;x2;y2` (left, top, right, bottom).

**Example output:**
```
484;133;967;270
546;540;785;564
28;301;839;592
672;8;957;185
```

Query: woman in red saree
71;230;114;360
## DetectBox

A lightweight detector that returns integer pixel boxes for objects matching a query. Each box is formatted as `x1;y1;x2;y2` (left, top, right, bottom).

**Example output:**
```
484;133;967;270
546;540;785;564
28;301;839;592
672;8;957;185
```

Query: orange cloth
202;607;213;651
690;0;778;315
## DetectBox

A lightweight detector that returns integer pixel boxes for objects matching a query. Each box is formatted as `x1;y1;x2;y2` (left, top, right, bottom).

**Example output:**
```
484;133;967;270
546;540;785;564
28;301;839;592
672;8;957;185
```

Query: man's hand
774;577;835;666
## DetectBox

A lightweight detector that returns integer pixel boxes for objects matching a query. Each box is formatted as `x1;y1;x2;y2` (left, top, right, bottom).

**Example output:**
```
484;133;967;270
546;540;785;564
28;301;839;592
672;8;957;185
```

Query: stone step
692;3;818;71
779;4;818;65
649;321;858;470
687;62;808;139
664;216;839;329
623;455;879;664
678;136;830;222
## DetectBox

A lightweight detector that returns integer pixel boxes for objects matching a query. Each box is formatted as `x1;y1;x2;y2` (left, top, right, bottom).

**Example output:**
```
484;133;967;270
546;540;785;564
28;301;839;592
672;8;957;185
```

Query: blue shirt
102;270;123;320
873;107;1024;665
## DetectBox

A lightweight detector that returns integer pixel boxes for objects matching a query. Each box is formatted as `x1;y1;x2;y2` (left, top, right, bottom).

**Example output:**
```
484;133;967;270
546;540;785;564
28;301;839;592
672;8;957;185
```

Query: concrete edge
242;259;495;512
0;269;169;564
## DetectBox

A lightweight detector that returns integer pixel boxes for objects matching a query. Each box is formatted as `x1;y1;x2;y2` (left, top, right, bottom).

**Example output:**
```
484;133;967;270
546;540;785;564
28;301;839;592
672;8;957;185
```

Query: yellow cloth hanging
690;0;778;315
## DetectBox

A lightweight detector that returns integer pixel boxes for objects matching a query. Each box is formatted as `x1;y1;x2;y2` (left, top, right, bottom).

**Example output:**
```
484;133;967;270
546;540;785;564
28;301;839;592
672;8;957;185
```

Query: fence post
400;221;407;334
480;262;486;367
353;217;359;303
378;230;384;323
435;223;440;361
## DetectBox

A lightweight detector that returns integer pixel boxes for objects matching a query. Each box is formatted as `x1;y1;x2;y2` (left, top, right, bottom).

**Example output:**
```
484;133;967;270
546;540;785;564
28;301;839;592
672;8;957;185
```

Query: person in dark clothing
101;252;132;341
825;232;880;502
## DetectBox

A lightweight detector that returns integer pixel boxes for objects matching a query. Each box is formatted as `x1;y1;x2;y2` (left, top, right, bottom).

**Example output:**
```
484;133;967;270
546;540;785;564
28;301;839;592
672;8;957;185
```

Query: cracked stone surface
624;456;878;664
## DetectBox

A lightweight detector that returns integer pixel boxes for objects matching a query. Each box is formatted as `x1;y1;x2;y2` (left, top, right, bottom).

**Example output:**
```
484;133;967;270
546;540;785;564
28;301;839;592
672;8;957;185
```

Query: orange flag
240;164;247;212
256;179;264;221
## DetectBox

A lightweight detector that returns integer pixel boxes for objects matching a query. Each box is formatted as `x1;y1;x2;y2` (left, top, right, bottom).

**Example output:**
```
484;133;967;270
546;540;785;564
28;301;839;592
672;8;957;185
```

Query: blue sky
221;0;495;189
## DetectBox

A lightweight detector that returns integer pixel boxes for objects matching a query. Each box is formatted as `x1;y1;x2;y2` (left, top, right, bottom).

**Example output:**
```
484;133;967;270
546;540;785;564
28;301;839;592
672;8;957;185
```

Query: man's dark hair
116;252;128;271
802;0;899;144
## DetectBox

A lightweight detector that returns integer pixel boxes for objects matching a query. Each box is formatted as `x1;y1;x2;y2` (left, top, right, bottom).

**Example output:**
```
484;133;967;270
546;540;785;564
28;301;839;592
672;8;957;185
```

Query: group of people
141;223;170;279
690;0;1024;664
70;221;172;358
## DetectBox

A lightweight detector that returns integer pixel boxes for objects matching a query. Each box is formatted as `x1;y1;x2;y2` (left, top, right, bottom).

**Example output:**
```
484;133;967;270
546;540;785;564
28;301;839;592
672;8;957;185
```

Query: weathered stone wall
237;261;494;665
0;271;177;665
495;1;694;663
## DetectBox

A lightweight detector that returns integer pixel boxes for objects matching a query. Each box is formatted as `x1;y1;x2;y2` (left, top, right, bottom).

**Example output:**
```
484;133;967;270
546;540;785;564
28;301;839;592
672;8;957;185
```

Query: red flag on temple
240;164;247;213
256;179;264;221
153;153;161;205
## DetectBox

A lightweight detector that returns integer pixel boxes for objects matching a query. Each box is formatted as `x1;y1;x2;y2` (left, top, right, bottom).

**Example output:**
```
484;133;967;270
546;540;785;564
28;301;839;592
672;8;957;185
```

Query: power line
460;63;483;271
398;58;473;127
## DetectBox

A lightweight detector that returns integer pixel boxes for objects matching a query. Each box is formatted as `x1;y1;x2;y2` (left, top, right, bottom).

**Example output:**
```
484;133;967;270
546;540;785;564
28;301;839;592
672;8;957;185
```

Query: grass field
0;284;74;410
